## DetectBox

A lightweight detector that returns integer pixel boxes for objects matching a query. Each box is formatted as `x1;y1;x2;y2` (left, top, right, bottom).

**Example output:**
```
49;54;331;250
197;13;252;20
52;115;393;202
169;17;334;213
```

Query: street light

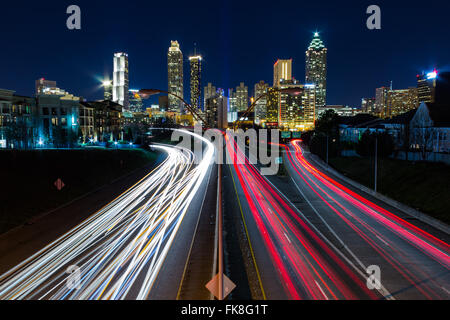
138;89;207;125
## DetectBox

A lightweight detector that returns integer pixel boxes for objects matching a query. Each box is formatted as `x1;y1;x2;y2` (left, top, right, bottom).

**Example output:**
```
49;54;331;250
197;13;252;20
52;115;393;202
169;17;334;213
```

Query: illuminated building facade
204;83;216;109
265;87;280;127
103;80;113;101
113;52;129;110
235;82;248;112
417;70;437;104
361;97;376;114
189;55;202;111
386;88;418;118
305;32;327;108
273;59;292;88
205;93;228;129
254;80;268;124
0;89;36;149
375;86;389;117
168;41;184;112
129;89;144;112
35;78;71;96
35;78;57;95
278;80;316;131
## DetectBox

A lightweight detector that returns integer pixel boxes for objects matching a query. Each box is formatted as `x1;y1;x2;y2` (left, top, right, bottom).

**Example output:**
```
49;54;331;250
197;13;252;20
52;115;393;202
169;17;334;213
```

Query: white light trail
0;130;214;300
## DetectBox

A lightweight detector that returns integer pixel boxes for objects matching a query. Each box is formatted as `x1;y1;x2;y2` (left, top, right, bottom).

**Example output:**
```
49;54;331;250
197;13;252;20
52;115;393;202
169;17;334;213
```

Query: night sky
0;0;449;107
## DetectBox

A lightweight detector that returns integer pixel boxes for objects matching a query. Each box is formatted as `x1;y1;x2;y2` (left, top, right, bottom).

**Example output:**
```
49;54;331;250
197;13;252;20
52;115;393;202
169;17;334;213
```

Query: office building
113;52;129;110
417;70;437;104
205;93;228;129
35;78;57;95
265;87;280;127
273;59;292;88
189;55;202;111
305;32;327;108
278;80;316;131
235;82;248;112
204;83;216;109
375;86;389;117
254;80;268;124
103;80;113;101
386;88;418;118
129;89;144;112
361;98;376;114
168;41;184;112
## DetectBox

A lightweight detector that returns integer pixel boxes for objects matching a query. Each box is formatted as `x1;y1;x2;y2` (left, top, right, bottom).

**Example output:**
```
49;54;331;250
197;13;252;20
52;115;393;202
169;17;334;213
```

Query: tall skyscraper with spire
167;40;184;113
305;32;327;108
189;47;202;111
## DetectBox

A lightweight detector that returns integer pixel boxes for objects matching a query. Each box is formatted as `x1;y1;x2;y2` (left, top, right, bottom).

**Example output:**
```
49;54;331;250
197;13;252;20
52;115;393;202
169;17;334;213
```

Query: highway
281;139;450;299
224;132;385;299
0;130;214;300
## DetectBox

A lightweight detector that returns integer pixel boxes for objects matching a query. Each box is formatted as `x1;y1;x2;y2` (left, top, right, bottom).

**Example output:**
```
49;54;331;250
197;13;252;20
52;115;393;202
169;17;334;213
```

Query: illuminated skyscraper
168;41;184;113
254;80;268;124
417;70;437;104
273;59;292;88
361;97;376;114
189;55;202;111
103;80;113;101
305;32;327;108
266;88;280;127
235;82;248;112
205;92;228;129
278;80;315;131
113;52;129;110
386;88;418;118
204;83;216;109
375;86;389;117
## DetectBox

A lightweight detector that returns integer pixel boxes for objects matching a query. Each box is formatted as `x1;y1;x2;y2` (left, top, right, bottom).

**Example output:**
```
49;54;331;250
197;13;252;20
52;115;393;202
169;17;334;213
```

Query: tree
308;110;341;160
4;121;32;149
315;109;340;138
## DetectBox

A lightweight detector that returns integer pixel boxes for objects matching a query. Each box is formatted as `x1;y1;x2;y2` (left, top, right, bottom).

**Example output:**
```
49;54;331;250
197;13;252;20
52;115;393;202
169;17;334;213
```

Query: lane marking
315;280;329;300
376;235;390;247
176;162;214;300
228;164;266;300
284;233;291;244
282;147;394;300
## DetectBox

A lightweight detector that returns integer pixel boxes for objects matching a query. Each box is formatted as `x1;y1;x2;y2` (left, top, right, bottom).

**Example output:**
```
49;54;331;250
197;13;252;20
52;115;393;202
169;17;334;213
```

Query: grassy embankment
0;148;158;234
329;157;450;225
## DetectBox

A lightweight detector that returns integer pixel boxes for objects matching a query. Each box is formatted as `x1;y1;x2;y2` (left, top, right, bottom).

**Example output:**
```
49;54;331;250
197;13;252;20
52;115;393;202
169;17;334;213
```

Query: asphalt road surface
224;132;449;300
0;130;214;300
280;140;450;299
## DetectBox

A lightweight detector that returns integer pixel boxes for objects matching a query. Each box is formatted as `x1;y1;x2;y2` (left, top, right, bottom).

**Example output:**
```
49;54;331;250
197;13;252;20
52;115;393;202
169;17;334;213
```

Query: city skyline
0;1;449;108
